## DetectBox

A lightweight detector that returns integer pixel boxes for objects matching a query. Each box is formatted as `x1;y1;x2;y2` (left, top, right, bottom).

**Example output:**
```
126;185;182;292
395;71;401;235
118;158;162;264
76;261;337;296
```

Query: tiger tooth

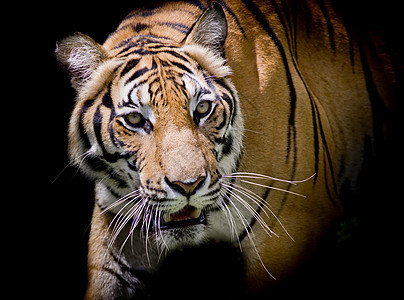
190;208;202;219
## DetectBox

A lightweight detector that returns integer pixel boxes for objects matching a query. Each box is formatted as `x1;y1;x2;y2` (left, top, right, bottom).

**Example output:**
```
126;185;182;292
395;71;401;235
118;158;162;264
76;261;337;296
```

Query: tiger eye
196;101;211;116
125;112;143;126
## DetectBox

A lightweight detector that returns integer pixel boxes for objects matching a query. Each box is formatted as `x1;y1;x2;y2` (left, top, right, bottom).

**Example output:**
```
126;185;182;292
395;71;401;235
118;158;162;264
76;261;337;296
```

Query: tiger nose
164;176;206;197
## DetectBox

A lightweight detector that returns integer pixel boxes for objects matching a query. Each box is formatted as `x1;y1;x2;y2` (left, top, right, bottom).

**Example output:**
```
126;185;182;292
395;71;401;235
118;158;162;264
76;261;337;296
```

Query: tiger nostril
164;176;206;196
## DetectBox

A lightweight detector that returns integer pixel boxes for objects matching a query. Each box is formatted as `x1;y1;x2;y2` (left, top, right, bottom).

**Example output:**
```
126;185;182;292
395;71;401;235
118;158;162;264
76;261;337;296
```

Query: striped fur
56;0;397;298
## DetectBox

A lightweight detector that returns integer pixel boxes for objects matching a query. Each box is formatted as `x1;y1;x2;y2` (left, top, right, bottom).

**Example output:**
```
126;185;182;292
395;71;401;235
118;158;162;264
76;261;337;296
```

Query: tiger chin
55;0;392;299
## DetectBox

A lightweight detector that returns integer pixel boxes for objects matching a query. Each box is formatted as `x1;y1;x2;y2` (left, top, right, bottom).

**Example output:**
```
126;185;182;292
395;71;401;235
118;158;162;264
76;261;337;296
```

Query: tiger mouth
159;205;206;230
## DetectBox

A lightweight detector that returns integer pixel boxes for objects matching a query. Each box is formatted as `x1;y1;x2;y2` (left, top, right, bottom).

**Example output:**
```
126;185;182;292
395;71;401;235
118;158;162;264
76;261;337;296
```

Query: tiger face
58;6;243;250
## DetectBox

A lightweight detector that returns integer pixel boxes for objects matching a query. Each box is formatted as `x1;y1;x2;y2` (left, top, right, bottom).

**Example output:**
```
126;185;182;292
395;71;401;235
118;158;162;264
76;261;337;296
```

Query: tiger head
56;5;243;249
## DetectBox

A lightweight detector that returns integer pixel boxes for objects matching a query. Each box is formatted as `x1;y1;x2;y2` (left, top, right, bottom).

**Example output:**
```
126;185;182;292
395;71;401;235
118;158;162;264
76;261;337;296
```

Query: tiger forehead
117;42;194;78
118;52;202;108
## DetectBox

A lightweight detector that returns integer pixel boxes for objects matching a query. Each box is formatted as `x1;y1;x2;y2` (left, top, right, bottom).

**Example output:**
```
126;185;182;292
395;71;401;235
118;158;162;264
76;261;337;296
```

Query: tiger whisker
221;190;276;280
51;150;93;184
238;179;306;198
104;189;144;247
218;196;239;243
243;128;263;135
222;184;277;239
104;195;140;246
156;206;169;253
119;207;142;254
221;171;314;240
218;195;242;251
289;173;316;183
109;196;146;251
221;191;254;240
225;174;296;185
224;172;315;185
76;150;94;169
115;197;148;254
144;202;154;266
107;193;143;235
96;174;110;186
110;206;135;250
153;202;160;253
100;189;142;215
223;182;293;241
129;198;149;249
156;205;169;263
140;202;150;237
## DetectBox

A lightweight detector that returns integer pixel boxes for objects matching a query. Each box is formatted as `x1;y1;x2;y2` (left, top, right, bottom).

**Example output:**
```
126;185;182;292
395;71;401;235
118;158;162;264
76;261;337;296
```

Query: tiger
55;0;397;298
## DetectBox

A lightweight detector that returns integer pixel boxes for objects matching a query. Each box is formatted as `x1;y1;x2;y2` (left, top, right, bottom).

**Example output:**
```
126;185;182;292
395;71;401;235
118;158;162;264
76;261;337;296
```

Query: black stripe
127;77;152;96
317;0;336;52
146;43;178;50
123;4;162;21
122;21;190;35
123;48;159;57
221;134;233;156
84;155;128;187
358;42;387;153
290;1;298;59
215;79;235;124
109;249;153;285
200;67;216;91
120;58;141;77
101;86;120;150
137;155;146;172
107;186;123;200
314;105;338;206
222;91;236;125
101;266;136;291
273;0;293;51
339;16;355;70
300;0;312;37
214;105;227;131
159;22;190;34
165;50;191;63
182;0;206;11
309;98;320;183
113;36;170;55
216;0;246;37
102;86;115;111
78;98;95;150
271;0;298;60
93;105;122;163
133;23;150;33
125;67;149;85
109;122;121;148
207;182;221;195
127;159;138;172
170;61;193;74
93;105;113;162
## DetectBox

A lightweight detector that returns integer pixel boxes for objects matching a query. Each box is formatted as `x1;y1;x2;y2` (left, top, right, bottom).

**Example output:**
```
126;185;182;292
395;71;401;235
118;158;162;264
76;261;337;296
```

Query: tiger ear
55;33;107;90
183;3;227;55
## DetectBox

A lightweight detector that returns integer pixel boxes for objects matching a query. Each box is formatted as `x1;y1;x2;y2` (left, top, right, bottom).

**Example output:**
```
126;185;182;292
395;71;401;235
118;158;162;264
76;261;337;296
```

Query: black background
12;1;402;299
